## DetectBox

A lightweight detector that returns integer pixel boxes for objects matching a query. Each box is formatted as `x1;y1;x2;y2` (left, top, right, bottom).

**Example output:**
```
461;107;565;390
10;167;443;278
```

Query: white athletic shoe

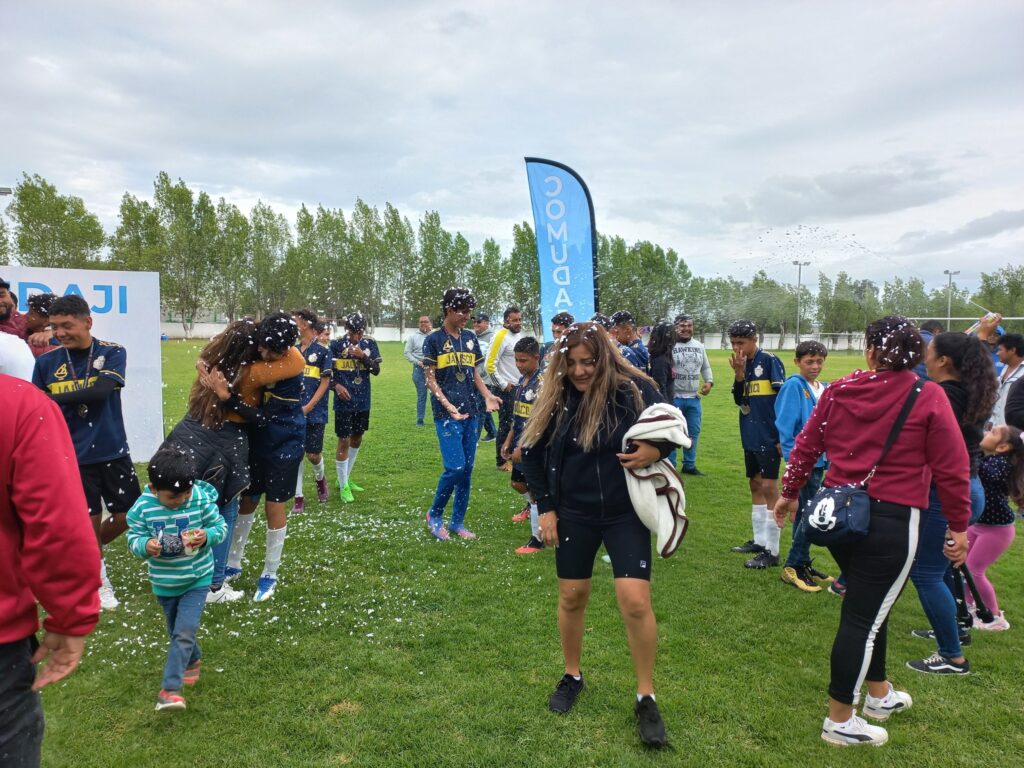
99;583;119;610
253;575;277;602
821;713;888;747
862;684;913;721
206;583;244;604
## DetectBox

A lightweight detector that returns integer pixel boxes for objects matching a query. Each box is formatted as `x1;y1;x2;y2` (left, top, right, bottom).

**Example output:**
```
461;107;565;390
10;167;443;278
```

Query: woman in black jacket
646;322;675;402
520;322;682;748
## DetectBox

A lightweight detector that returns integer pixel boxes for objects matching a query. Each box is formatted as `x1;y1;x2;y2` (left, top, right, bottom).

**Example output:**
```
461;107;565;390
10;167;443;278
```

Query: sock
571;674;581;681
751;505;766;547
520;491;531;508
99;559;109;586
295;464;304;498
755;504;772;549
637;693;656;702
227;513;256;570
530;503;540;539
346;446;360;480
312;457;325;481
336;459;349;490
764;511;781;555
262;525;287;580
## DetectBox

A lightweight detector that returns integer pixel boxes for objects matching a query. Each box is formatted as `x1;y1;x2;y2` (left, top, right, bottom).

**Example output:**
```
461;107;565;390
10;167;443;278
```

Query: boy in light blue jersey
126;446;227;712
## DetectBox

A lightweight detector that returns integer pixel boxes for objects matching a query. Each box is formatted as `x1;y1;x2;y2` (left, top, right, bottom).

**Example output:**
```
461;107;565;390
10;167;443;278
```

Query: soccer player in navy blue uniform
422;288;502;540
292;309;333;513
330;312;382;503
32;294;142;610
501;337;545;554
727;320;787;569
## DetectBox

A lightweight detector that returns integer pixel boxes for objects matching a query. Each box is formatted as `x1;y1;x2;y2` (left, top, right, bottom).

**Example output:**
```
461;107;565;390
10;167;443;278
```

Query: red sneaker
316;477;329;503
511;505;531;523
183;661;201;686
515;537;545;555
292;496;305;515
155;689;186;711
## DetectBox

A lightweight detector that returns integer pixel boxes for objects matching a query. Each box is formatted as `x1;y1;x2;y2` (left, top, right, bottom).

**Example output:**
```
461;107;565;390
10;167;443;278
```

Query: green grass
40;343;1023;767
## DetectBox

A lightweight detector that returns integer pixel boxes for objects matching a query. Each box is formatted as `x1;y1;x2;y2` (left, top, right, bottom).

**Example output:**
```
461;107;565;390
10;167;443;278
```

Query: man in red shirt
0;277;29;338
0;373;101;765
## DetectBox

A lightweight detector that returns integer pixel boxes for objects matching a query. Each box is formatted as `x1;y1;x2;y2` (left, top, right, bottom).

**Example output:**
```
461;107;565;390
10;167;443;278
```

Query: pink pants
966;523;1016;614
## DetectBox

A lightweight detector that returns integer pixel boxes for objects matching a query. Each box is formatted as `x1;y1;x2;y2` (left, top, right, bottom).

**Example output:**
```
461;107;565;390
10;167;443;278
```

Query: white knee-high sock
295;464;305;498
752;504;769;547
99;559;111;588
530;502;540;539
228;513;256;569
764;512;782;555
336;459;349;489
262;526;287;579
346;446;360;479
312;457;325;481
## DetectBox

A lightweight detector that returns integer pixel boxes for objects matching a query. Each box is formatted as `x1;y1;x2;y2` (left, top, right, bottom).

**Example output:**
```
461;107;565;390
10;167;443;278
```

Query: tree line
2;172;1021;339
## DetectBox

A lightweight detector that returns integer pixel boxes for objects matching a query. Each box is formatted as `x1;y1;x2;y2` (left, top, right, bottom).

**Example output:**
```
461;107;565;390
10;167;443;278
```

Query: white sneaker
973;611;1010;631
862;683;913;721
821;713;888;747
99;583;119;610
206;583;244;604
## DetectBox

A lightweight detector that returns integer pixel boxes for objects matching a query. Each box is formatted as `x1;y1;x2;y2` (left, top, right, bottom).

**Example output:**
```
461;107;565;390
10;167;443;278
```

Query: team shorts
744;449;781;480
511;465;526;484
304;422;326;454
79;456;142;516
248;453;303;503
554;513;652;581
334;410;370;438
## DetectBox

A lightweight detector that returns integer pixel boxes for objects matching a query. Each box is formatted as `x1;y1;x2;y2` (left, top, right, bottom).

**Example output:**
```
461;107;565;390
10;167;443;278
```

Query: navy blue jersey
297;340;332;424
32;339;131;464
422;328;482;420
253;371;305;462
510;370;542;448
621;339;650;373
330;337;382;413
732;348;786;451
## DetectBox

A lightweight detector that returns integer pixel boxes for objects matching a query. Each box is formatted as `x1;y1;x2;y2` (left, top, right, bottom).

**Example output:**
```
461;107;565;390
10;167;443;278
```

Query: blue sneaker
223;566;242;582
253;576;277;602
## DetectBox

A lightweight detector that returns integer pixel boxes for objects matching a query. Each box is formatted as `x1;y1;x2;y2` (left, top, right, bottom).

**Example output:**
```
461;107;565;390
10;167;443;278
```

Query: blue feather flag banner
525;158;598;339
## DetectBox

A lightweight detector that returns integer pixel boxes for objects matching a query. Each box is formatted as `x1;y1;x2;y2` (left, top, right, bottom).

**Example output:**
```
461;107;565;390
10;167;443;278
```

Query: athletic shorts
554;514;652;581
334;410;370;438
248;453;303;503
304;422;326;454
79;456;142;516
511;465;525;484
744;449;781;480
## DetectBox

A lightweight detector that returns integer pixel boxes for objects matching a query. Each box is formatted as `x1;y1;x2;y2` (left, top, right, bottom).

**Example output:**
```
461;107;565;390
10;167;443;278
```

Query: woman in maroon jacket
773;316;970;748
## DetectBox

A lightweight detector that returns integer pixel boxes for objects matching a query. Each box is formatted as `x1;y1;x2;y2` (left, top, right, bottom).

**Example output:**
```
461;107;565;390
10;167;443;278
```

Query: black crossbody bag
803;380;923;546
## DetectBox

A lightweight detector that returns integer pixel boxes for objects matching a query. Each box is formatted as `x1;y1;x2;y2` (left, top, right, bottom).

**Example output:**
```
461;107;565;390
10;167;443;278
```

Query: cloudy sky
2;1;1022;295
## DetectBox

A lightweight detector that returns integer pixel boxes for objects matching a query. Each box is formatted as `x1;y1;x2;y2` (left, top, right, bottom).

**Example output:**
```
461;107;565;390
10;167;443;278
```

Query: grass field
39;341;1024;767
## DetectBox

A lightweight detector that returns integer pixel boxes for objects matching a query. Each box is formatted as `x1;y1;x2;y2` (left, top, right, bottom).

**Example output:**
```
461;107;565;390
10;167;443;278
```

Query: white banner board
5;266;164;461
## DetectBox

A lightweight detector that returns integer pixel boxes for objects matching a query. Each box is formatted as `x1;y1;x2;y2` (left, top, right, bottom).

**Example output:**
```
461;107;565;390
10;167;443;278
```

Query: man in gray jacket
672;314;713;475
404;315;433;426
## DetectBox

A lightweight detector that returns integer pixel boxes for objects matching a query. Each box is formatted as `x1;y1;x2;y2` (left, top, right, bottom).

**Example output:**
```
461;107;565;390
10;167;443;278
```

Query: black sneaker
806;560;834;584
680;467;705;476
910;628;971;646
731;539;765;554
635;696;668;747
548;673;584;714
480;434;496;443
744;551;780;569
906;652;970;675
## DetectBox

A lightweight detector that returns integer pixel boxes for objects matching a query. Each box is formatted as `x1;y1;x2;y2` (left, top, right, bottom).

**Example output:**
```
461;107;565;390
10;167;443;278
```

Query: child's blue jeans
428;415;481;531
156;587;207;691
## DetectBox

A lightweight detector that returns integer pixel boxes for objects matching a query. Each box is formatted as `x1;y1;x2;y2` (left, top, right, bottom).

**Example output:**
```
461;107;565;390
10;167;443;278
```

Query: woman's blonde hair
187;319;259;428
520;321;657;452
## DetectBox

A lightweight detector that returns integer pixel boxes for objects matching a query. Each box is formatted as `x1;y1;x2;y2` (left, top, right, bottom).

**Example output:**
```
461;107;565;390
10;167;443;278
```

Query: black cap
610;310;634;327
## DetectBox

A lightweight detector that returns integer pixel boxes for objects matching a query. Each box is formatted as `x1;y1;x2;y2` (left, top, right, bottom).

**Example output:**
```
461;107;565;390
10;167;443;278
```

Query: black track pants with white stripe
827;501;922;705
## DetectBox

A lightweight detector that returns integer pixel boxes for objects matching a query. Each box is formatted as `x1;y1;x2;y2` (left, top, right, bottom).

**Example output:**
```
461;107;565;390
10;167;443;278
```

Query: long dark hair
647;322;675;359
187;319;260;427
931;332;999;425
1004;426;1024;508
865;316;923;371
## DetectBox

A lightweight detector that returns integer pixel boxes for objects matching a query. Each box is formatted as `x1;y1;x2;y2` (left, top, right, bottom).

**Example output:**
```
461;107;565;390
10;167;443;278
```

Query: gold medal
353;375;363;385
455;371;467;382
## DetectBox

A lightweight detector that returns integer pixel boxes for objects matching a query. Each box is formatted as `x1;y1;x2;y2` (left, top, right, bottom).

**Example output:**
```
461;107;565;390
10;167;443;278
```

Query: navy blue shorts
334;410;370;438
304;422;325;453
744;449;781;480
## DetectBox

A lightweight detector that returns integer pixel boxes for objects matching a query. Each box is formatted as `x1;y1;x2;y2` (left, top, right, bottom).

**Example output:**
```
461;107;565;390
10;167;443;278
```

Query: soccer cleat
340;484;355;503
253;575;277;602
906;653;970;675
862;684;913;721
731;539;764;554
223;566;242;582
480;434;496;443
512;505;531;523
155;689;187;712
680;467;705;476
515;536;545;555
806;561;834;584
182;661;201;686
548;673;584;714
99;584;120;610
292;496;305;515
744;551;779;569
781;565;822;592
316;477;329;503
910;628;970;646
635;696;668;747
206;583;244;604
348;480;365;492
428;520;450;541
821;713;887;747
972;611;1010;631
451;527;477;540
828;581;847;597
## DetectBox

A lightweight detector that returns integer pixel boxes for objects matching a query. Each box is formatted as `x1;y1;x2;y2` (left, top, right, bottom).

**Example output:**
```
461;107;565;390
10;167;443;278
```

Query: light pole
943;269;960;329
793;260;811;344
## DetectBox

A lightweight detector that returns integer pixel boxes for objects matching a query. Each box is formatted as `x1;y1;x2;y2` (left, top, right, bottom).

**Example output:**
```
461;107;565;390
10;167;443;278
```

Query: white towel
623;403;692;557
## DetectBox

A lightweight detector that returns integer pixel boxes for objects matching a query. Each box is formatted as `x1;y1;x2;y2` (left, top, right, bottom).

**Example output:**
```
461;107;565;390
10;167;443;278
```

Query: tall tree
382;203;417;333
109;192;163;273
466;237;504;318
411;211;456;321
212;200;250;321
244;201;291;317
506;221;540;331
349;199;384;327
7;173;105;268
975;264;1024;331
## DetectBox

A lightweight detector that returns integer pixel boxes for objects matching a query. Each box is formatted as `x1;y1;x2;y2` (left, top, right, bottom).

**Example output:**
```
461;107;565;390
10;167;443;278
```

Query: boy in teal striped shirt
127;446;227;711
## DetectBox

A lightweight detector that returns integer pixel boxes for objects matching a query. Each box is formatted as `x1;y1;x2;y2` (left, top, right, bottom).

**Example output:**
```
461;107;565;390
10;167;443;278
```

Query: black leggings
827;501;921;705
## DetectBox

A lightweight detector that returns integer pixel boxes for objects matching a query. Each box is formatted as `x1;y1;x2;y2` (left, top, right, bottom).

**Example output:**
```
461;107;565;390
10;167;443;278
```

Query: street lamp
943;269;960;329
793;260;811;344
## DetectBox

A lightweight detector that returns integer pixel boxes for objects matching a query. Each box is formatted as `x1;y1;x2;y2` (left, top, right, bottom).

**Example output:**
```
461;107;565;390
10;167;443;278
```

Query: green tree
411;211;456;321
244;201;291;317
974;264;1024;332
7;173;105;268
467;238;504;318
382;203;417;333
109;193;163;273
506;221;540;331
212;200;250;321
